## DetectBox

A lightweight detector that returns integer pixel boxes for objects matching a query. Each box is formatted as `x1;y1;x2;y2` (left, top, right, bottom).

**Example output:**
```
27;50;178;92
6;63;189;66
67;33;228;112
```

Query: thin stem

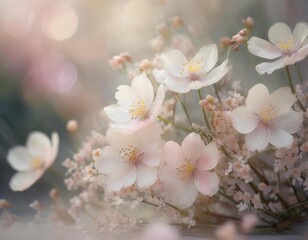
295;63;304;84
276;201;308;219
177;94;193;127
197;89;212;132
213;84;222;103
218;190;237;204
157;116;192;132
285;66;305;111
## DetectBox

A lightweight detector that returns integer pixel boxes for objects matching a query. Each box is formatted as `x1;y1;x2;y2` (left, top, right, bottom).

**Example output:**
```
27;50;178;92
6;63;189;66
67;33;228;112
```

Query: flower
160;133;219;208
7;131;59;191
153;44;228;93
230;84;303;151
247;22;308;74
104;73;166;133
94;123;163;192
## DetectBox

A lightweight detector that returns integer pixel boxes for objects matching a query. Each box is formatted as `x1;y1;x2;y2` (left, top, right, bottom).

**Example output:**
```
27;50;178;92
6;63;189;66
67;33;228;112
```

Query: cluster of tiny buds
108;52;132;71
199;95;216;111
138;59;153;73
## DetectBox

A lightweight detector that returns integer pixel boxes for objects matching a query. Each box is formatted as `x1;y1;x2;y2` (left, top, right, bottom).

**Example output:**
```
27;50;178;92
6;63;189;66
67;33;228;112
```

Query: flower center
260;105;275;123
120;145;142;165
277;38;294;52
181;60;203;81
31;157;43;169
176;160;195;180
129;100;147;119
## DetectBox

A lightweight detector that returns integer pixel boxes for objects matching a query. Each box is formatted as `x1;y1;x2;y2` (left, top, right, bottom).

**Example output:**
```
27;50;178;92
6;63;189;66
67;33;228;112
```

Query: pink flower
140;222;179;240
248;22;308;74
230;84;303;151
104;73;166;133
153;45;228;93
94;123;163;192
160;133;219;208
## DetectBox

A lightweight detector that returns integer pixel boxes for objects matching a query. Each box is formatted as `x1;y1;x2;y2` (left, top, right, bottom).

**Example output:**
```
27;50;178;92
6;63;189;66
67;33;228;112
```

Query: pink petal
230;107;260;134
136;163;157;188
94;146;125;174
148;84;166;120
273;110;303;134
195;142;219;171
268;127;293;148
248;37;282;59
194;171;219;196
246;84;270;114
283;45;308;66
9;170;44;191
245;124;268;151
162;141;185;169
270;86;296;115
105;165;136;192
181;133;205;163
255;58;285;75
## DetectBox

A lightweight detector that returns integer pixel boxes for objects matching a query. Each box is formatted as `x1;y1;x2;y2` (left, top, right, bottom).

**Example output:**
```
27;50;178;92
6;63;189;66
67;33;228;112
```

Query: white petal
181;133;205;163
136;163;157;188
162;141;185;169
44;132;59;169
245;124;268;151
195;142;219;171
197;59;228;87
141;143;162;167
152;69;167;84
104;104;130;124
9;170;44;191
268;22;292;46
115;85;139;107
247;37;282;59
273;110;303;134
105;165;136;192
246;84;270;114
7;146;33;171
270;86;296;116
148;84;166;120
293;22;308;45
95;146;125;174
283;44;308;66
230;107;260;134
131;73;154;107
26;132;52;160
194;171;219;196
268;127;293;148
159;166;198;209
255;58;285;75
160;49;188;78
192;44;218;72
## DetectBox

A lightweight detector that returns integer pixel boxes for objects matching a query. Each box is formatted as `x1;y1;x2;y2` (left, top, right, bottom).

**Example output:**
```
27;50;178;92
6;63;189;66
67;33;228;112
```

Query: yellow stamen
277;38;294;52
129;100;147;119
177;160;195;180
180;60;204;81
260;105;275;123
120;145;141;164
31;157;43;169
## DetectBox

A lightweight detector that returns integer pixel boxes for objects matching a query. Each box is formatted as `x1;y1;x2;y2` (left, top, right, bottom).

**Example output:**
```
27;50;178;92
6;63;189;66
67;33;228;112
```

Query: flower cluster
3;18;308;238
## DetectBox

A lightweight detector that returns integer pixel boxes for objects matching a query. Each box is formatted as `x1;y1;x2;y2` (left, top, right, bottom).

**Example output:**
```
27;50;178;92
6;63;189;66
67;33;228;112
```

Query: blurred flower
153;45;228;93
7;131;59;191
140;222;180;240
248;22;308;74
215;221;238;240
66;119;78;133
0;200;11;209
230;84;303;151
94;123;163;191
160;133;219;208
104;73;166;133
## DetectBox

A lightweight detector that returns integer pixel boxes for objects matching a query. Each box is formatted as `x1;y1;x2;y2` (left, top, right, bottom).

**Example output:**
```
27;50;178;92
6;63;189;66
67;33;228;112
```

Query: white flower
160;133;220;208
7;131;59;191
230;84;303;151
104;73;166;133
248;22;308;74
94;123;163;192
153;44;228;93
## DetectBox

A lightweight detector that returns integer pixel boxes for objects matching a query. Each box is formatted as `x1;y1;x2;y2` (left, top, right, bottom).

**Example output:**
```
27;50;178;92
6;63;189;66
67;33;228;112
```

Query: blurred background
0;0;307;212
